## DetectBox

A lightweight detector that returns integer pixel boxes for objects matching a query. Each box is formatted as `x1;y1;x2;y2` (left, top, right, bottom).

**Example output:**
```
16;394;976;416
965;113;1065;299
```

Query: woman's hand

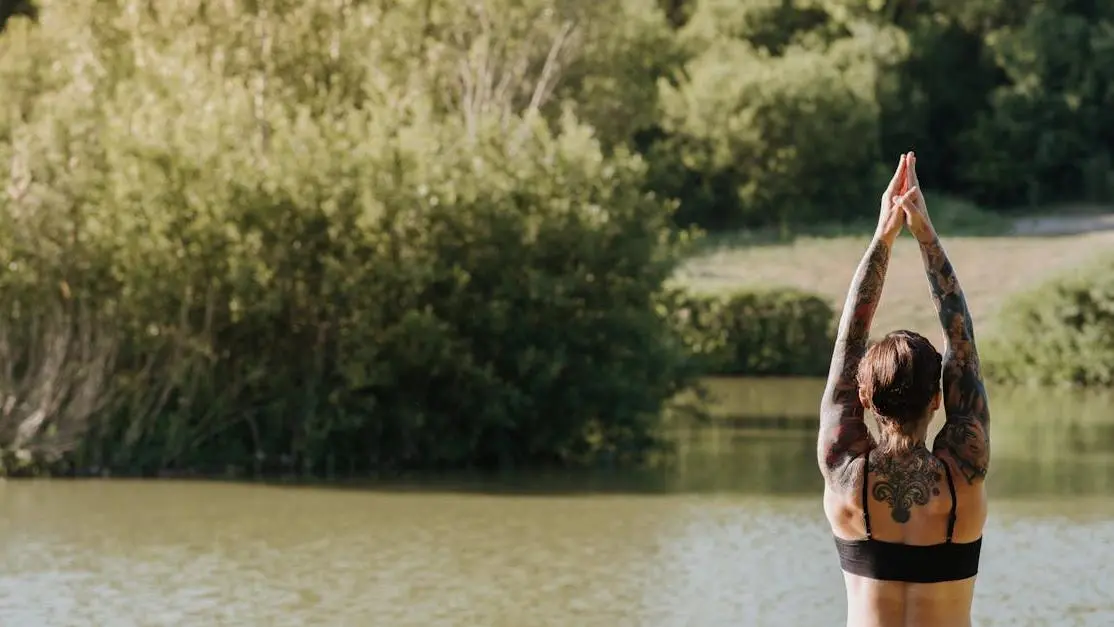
876;155;908;243
898;151;937;243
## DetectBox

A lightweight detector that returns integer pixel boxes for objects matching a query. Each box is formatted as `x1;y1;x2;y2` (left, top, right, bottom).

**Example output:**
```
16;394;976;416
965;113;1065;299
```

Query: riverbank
677;211;1114;340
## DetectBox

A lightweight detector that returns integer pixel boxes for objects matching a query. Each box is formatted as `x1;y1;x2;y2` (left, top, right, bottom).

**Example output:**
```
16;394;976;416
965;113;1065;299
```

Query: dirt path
678;217;1114;340
1010;212;1114;236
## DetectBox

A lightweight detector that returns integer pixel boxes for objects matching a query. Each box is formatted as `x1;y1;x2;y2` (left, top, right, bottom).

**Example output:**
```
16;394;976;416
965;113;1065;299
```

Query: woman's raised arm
896;152;991;485
817;156;908;489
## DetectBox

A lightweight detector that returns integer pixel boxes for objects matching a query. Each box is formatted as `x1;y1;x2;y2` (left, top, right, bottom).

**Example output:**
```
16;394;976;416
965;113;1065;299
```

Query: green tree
958;2;1114;207
0;0;697;475
650;0;901;229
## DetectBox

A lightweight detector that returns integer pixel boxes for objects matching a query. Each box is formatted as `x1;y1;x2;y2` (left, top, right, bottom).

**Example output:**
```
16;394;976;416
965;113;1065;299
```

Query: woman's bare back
826;451;987;627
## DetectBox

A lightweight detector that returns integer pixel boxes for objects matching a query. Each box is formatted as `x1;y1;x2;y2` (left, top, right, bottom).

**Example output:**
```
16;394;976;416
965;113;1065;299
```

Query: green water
0;378;1112;627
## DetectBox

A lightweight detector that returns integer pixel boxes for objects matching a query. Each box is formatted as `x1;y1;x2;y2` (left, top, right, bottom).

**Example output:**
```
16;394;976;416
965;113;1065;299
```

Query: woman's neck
875;420;930;455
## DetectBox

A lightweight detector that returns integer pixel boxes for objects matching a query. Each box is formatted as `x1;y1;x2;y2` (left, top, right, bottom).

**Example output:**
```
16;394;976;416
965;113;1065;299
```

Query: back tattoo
868;451;942;523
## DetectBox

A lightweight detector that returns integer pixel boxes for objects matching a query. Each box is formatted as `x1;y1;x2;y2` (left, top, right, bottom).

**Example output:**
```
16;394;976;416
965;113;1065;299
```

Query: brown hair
856;330;942;439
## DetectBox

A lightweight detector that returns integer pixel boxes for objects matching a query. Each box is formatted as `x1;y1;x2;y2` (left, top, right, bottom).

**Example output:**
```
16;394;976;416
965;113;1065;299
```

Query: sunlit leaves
0;0;694;474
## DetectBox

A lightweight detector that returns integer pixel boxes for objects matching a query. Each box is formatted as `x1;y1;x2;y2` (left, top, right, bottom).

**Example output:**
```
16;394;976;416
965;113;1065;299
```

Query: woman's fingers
893;187;921;213
885;155;907;197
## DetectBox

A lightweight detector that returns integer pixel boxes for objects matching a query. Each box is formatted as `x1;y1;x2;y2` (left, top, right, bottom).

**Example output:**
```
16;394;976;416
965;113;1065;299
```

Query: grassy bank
677;208;1114;342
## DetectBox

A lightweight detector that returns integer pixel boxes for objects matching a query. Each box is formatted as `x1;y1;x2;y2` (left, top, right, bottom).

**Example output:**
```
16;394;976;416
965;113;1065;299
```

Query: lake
1;378;1112;627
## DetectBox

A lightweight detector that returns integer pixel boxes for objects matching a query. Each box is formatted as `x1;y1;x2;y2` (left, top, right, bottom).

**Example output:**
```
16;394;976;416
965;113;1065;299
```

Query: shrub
0;0;697;476
556;0;683;150
982;256;1114;387
671;288;835;376
652;36;886;230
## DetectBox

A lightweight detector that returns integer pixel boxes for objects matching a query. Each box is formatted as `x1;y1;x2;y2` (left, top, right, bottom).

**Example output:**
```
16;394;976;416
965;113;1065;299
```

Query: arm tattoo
818;238;890;487
919;237;991;484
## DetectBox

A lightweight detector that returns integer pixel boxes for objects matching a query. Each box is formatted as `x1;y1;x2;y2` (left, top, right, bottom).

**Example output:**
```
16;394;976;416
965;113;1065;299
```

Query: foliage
670;289;835;377
557;0;683;150
661;0;1114;219
0;0;698;476
9;0;1114;229
653;40;882;230
0;0;36;34
650;1;903;230
6;0;1114;474
983;256;1114;387
952;2;1114;208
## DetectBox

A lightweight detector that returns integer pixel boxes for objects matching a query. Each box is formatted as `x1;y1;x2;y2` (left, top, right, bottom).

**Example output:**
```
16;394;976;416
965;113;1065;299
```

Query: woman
817;152;990;627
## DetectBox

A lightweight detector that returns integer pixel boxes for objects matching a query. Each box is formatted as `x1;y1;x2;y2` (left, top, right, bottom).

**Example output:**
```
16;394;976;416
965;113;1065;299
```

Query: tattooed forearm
918;236;991;483
818;237;891;480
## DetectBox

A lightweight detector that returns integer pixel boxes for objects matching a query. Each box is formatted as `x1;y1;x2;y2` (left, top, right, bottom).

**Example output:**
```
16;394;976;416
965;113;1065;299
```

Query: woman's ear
931;390;942;412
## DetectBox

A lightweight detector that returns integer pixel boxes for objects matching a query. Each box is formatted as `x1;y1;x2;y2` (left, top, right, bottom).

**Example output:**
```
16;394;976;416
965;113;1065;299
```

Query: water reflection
189;377;1113;498
693;377;1114;498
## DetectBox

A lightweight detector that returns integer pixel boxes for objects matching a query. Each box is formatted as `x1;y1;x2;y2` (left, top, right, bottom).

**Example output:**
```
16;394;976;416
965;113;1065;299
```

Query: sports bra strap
942;462;958;543
861;457;872;539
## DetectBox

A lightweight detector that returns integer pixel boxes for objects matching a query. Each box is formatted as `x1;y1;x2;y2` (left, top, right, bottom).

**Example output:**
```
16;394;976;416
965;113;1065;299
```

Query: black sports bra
833;457;982;584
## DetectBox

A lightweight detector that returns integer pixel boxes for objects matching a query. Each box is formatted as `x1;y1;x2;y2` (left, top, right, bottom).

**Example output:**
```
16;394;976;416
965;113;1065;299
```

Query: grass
675;198;1114;342
690;194;1012;253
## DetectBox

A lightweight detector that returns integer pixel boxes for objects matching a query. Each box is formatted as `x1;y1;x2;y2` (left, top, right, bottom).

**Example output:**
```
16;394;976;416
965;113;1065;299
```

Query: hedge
983;256;1114;387
670;288;835;377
